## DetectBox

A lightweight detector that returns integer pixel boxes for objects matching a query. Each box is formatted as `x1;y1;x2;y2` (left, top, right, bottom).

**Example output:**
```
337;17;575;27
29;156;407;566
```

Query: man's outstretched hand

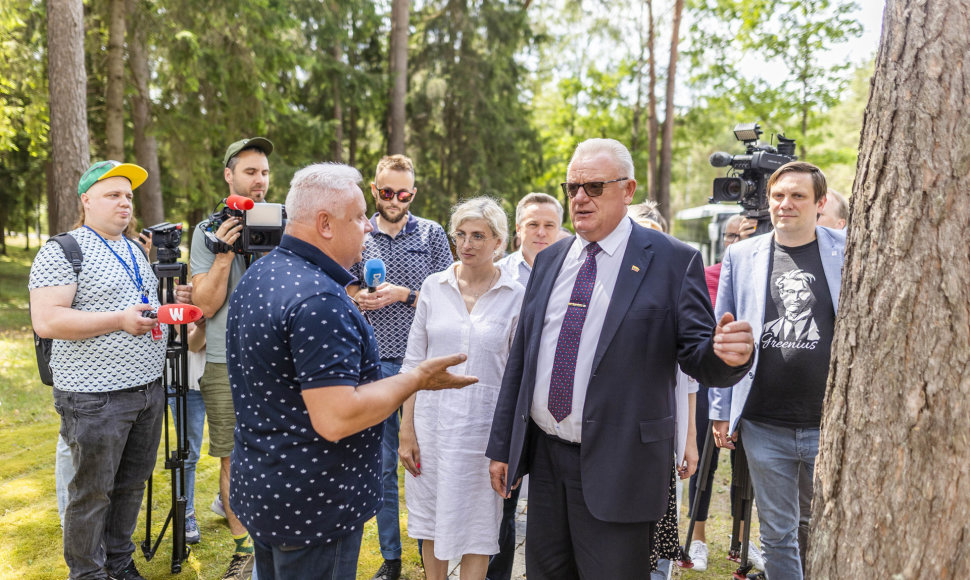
414;353;479;391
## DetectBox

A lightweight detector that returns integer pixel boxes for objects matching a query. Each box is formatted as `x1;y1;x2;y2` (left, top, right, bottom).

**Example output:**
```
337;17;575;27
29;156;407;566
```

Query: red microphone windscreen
226;195;255;211
156;304;204;325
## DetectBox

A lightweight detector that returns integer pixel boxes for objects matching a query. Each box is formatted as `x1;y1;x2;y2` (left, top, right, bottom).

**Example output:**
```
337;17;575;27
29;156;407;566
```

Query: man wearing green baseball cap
190;137;273;579
29;160;166;580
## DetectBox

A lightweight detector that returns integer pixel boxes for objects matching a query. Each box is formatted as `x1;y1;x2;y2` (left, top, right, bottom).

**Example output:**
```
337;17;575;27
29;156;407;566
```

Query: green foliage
407;0;540;224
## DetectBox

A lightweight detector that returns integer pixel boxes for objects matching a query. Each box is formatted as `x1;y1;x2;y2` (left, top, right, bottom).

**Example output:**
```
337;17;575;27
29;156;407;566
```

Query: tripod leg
676;426;717;568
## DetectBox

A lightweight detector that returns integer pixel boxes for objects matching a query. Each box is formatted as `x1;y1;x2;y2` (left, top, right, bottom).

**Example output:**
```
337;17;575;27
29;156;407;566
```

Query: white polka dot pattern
226;235;383;546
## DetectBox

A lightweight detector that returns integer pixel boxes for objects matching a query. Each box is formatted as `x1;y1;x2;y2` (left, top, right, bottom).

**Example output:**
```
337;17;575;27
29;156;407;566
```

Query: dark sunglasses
560;177;629;198
374;185;415;203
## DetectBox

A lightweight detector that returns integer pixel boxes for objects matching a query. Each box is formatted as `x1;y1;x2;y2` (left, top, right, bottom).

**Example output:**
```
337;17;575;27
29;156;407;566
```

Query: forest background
1;0;880;246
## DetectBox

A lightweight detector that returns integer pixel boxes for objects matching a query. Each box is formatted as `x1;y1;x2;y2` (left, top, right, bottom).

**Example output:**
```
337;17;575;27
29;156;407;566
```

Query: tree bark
656;0;683;225
47;0;90;234
105;0;126;161
647;0;658;201
809;0;970;577
127;0;163;228
387;0;409;155
332;43;343;163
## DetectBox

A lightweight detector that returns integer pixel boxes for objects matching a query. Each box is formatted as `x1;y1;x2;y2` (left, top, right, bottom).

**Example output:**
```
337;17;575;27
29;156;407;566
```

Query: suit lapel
591;227;653;372
816;227;844;314
748;234;772;335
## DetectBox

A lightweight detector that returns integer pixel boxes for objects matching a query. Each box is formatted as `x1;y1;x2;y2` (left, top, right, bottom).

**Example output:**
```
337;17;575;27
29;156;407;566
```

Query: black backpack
33;233;84;386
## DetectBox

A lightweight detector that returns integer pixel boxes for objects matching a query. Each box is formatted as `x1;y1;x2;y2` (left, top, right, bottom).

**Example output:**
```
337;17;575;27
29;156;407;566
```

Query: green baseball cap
77;160;148;197
224;137;274;167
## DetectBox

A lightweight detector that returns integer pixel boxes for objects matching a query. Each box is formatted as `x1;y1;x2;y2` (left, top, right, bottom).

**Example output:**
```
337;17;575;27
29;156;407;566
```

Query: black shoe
747;572;767;580
372;559;402;580
107;562;146;580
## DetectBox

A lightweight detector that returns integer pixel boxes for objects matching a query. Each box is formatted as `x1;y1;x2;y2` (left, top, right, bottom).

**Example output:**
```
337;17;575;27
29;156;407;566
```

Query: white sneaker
689;540;709;571
747;542;766;571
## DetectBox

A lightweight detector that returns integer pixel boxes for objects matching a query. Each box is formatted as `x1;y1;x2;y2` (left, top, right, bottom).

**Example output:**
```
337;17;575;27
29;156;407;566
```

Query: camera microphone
226;195;255;211
363;259;386;292
156;304;204;325
709;151;735;168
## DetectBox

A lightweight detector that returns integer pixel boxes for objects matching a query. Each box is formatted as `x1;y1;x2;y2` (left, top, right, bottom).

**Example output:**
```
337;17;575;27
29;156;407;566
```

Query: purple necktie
548;242;601;422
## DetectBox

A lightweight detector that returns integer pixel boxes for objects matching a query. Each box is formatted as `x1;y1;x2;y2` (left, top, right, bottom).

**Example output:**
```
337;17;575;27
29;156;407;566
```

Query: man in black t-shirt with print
709;161;846;580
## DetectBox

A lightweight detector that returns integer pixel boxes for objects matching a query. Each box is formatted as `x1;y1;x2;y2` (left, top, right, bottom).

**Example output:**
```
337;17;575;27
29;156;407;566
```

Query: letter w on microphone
155;304;204;325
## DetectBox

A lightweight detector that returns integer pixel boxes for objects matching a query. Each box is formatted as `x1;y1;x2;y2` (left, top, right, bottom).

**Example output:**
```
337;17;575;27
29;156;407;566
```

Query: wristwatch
405;289;417;307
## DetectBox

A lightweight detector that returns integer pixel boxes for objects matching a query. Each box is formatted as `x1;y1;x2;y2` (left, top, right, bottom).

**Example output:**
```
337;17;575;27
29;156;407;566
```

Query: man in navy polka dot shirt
226;163;476;579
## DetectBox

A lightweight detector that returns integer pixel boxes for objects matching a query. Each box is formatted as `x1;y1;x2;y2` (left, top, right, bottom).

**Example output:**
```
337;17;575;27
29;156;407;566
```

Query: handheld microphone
226;195;255;211
155;304;204;325
363;259;386;292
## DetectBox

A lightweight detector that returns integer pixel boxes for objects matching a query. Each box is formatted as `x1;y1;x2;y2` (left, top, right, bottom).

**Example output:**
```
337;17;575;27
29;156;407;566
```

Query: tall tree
809;0;970;577
47;0;89;234
127;0;163;227
105;0;126;160
655;0;683;225
387;0;409;154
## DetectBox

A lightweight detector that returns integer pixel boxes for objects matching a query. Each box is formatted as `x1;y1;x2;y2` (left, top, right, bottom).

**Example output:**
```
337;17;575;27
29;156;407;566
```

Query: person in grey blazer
710;161;846;580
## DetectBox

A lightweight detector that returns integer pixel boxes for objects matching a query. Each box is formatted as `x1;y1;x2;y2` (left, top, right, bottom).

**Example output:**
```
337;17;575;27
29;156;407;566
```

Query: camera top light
733;123;762;143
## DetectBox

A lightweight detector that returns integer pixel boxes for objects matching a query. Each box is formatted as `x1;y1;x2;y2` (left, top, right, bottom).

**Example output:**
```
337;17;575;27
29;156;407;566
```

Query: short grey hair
725;214;744;229
827;189;849;220
449;196;509;259
515;192;564;225
568;138;635;181
285;163;362;222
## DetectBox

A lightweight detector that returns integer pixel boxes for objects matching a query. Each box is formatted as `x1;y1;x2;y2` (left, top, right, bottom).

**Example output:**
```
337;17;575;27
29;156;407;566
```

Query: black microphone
363;259;386;292
709;151;735;168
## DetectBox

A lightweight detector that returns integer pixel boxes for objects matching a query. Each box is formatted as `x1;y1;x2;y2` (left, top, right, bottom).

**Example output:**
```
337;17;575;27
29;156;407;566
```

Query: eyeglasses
723;232;740;242
374;185;415;203
560;177;629;198
451;231;492;247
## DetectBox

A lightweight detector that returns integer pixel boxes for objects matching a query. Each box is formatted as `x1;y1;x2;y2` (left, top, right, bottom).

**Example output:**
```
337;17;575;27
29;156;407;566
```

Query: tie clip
568;302;587;308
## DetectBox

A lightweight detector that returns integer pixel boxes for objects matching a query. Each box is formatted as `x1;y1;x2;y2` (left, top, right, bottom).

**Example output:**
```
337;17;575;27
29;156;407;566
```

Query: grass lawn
0;240;756;579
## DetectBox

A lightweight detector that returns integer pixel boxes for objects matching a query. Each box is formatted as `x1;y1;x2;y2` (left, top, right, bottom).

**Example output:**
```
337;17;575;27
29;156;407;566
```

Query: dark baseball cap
78;160;148;197
223;137;274;167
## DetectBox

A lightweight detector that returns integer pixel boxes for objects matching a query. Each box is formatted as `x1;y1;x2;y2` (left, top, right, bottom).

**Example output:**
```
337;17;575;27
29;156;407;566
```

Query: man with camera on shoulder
189;136;273;580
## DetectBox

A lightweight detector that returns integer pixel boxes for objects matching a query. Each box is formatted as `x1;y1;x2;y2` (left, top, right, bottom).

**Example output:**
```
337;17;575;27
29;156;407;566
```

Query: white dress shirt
531;217;633;442
497;250;532;288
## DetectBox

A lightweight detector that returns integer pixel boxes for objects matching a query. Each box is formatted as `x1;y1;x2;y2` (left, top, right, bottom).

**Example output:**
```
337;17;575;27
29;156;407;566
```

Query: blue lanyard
84;225;149;304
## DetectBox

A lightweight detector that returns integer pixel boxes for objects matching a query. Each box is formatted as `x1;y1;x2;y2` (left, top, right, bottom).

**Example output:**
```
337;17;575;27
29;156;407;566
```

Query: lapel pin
631;265;640;272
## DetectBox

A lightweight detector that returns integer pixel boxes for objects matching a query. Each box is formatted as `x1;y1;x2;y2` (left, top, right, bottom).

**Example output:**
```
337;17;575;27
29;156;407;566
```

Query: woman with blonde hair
398;197;524;580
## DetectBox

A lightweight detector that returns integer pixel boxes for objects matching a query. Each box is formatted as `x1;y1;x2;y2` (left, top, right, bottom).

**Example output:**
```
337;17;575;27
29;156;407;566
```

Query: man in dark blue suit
486;138;756;579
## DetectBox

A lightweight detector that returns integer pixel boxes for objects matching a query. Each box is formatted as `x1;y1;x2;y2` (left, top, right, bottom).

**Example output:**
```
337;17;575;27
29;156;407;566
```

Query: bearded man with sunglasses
486;138;755;580
348;154;453;580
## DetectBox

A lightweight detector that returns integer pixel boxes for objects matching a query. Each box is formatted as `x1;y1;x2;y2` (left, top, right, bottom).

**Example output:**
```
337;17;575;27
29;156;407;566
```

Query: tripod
677;427;758;579
141;256;191;573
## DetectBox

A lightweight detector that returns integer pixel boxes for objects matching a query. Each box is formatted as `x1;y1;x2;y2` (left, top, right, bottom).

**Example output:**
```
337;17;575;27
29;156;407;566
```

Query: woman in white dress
398;197;524;580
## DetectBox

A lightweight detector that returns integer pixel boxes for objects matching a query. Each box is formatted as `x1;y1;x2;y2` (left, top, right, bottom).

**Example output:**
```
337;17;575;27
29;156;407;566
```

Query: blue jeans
167;387;206;515
253;529;363;580
54;380;164;579
740;419;819;580
56;433;75;526
376;360;402;560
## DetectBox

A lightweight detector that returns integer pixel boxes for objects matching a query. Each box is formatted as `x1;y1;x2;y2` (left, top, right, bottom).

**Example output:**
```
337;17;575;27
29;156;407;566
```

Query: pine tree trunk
47;0;90;234
105;0;126;161
808;0;970;577
647;0;658;201
656;0;683;225
127;0;163;228
387;0;409;155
